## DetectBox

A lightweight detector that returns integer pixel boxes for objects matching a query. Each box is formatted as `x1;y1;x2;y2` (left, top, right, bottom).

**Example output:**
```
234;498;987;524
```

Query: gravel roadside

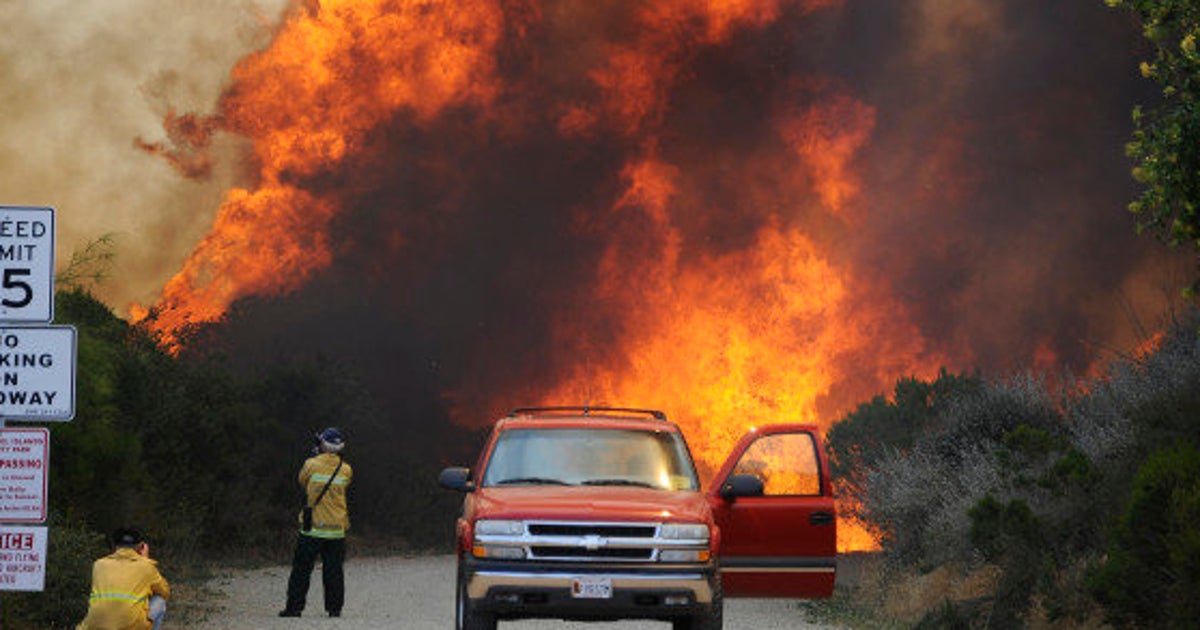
184;554;843;629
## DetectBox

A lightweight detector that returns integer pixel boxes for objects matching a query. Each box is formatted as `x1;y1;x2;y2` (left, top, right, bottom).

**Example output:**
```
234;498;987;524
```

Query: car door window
730;432;820;496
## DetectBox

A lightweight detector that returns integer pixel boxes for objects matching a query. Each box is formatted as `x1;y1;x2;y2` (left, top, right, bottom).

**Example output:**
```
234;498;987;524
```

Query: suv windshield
481;428;700;491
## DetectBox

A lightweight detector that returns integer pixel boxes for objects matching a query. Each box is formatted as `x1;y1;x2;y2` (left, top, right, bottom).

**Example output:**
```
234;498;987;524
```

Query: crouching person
78;527;170;630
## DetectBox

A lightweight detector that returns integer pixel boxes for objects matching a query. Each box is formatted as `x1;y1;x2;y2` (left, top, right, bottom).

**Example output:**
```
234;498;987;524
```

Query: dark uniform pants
285;534;345;614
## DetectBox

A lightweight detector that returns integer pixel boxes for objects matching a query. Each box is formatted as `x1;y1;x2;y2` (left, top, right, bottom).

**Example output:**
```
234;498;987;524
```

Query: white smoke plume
0;0;287;313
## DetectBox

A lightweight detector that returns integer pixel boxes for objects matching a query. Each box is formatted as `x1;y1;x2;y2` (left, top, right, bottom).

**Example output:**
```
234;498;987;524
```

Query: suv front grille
531;546;653;560
528;524;656;538
474;520;707;564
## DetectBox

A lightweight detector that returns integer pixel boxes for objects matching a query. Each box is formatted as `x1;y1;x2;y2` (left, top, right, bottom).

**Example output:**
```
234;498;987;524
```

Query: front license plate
571;576;613;599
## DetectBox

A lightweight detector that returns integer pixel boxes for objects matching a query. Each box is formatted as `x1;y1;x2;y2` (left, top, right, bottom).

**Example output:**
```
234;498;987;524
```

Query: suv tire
456;563;497;630
672;577;723;630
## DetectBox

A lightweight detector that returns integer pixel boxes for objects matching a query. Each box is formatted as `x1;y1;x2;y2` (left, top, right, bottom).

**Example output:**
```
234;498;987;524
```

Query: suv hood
471;486;711;524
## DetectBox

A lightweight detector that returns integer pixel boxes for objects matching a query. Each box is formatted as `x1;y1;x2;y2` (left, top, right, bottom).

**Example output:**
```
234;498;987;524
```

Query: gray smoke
6;0;1188;430
204;0;1191;429
0;0;287;312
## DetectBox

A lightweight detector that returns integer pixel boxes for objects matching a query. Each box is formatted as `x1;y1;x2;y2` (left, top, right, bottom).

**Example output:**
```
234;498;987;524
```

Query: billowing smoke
0;0;287;310
7;1;1188;473
159;1;1189;433
835;0;1189;372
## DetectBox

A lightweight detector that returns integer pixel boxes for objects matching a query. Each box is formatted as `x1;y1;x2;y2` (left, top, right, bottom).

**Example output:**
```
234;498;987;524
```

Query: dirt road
187;554;841;629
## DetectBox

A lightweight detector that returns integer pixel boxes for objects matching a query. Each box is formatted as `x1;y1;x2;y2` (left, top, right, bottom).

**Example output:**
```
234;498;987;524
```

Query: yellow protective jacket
77;548;170;630
299;452;353;538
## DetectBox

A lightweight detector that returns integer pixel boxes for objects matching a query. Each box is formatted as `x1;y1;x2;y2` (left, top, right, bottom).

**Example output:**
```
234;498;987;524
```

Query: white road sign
0;525;47;591
0;206;54;323
0;326;76;420
0;428;48;523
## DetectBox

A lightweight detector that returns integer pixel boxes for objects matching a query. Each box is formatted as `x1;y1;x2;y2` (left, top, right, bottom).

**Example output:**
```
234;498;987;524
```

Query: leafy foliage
826;369;981;530
855;374;1067;567
828;370;982;476
1089;444;1200;628
1105;0;1200;287
968;496;1041;563
967;497;1044;627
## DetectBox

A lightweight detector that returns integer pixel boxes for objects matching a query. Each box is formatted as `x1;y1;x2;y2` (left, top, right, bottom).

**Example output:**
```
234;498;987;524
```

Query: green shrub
1048;449;1095;485
968;496;1045;627
968;496;1041;562
859;373;1063;567
828;369;981;481
1002;424;1066;459
1090;443;1200;628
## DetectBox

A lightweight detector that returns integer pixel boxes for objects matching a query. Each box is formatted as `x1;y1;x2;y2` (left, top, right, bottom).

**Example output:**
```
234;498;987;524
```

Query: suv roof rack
508;406;668;421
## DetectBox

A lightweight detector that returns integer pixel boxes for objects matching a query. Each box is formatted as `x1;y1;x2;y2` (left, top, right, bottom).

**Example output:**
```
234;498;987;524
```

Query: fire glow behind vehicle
439;407;837;630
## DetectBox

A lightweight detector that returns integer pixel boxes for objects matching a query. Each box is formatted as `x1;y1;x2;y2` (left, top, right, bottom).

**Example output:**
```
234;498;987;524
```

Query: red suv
439;407;837;630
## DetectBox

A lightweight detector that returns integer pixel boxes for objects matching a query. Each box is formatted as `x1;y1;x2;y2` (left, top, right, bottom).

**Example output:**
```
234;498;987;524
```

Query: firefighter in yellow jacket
279;427;353;618
78;527;170;630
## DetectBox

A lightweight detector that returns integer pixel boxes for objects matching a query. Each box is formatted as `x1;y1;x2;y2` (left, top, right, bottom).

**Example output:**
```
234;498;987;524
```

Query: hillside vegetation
10;289;1196;629
826;313;1200;628
1;289;469;628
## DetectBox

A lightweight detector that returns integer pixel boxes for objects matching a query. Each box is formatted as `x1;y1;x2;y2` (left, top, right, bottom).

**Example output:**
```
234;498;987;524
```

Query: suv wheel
456;563;496;630
672;577;723;630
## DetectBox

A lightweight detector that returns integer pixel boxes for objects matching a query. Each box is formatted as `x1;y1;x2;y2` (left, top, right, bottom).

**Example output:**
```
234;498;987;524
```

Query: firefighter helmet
318;427;345;453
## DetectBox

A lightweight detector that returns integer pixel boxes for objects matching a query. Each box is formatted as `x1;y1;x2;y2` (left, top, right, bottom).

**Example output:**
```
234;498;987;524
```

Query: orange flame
781;93;877;217
838;509;883;552
1133;330;1166;359
542;147;938;550
143;0;943;552
141;0;506;342
540;2;939;552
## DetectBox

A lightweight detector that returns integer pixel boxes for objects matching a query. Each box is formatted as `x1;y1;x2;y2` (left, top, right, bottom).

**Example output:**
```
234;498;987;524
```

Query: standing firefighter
78;527;170;630
279;427;353;618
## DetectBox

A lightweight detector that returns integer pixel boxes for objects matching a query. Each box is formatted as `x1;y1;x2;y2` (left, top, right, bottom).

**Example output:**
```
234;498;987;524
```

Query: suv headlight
474;519;524;536
472;519;526;559
660;548;709;562
473;545;526;559
660;523;709;540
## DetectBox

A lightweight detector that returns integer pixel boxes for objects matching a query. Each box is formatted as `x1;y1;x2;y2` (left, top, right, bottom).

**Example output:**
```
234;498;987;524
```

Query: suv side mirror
719;473;764;499
438;467;475;492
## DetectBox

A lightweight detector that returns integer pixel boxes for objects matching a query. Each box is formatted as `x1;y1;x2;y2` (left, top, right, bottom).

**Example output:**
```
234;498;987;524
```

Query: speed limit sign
0;207;54;323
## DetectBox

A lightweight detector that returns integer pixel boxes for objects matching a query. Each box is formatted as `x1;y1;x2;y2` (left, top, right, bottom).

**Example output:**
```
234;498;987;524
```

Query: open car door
707;424;837;598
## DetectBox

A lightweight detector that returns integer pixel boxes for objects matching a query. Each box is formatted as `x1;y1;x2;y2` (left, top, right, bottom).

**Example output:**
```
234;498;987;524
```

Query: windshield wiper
580;479;656;488
495;477;571;486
